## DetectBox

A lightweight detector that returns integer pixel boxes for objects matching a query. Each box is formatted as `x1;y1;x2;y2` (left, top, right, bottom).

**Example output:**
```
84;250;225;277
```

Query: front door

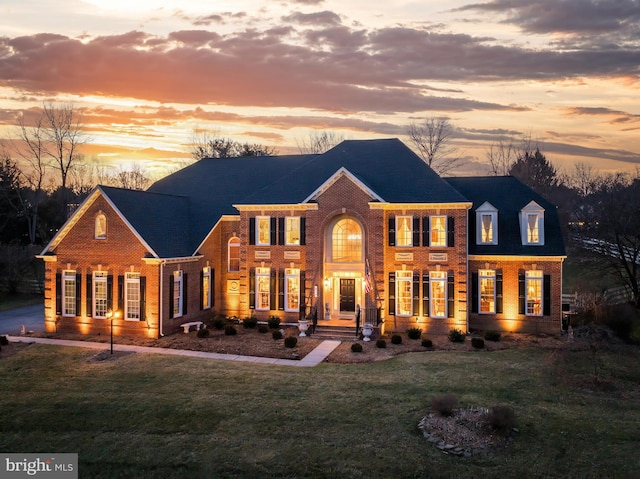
339;278;356;313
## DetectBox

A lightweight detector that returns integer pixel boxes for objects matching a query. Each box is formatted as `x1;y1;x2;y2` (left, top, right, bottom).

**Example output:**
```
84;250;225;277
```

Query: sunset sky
1;0;639;178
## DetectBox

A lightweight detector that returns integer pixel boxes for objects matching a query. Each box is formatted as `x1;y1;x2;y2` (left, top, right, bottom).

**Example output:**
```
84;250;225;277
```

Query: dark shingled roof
444;176;566;256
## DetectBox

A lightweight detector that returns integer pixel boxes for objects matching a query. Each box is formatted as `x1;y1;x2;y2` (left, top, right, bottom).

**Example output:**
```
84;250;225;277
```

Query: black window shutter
75;273;81;317
299;271;306;320
447;274;455;318
169;274;174;318
300;217;306;245
249;268;255;310
278;269;285;310
422;217;430;247
422;273;430;317
118;275;124;312
249;218;256;245
86;274;93;318
496;271;503;314
269;269;276;310
107;275;113;311
278;217;285;245
543;274;551;316
388;272;396;315
471;272;479;314
412;217;420;247
140;276;146;321
388;217;395;246
412;271;420;316
200;270;204;310
270;217;277;245
183;273;188;315
55;273;62;315
518;271;525;315
447;216;455;247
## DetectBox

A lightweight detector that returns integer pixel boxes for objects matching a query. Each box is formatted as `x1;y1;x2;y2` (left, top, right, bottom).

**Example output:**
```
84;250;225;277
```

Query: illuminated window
285;268;300;312
125;272;141;321
430;271;447;318
228;237;240;272
256;216;270;246
173;270;183;318
396;216;412;247
285;217;300;246
332;218;362;263
430;216;447;247
396;270;413;316
62;270;77;317
526;270;543;316
256;267;270;310
479;269;495;314
476;202;498;245
93;271;108;318
520;201;545;245
202;267;211;310
95;213;107;239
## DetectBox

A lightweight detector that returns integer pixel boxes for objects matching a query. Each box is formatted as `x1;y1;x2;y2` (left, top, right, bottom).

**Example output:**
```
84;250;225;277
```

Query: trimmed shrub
421;338;433;348
212;315;227;330
224;325;237;336
376;339;387;349
485;405;516;435
430;394;458;417
391;334;402;345
0;335;8;346
471;337;485;349
351;343;363;353
406;327;422;340
448;328;466;343
268;316;281;329
272;330;283;340
196;328;209;338
242;316;258;329
284;336;298;348
258;325;269;334
484;330;502;342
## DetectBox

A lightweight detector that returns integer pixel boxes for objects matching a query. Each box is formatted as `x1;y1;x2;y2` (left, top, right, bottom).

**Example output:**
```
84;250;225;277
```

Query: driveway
0;303;45;335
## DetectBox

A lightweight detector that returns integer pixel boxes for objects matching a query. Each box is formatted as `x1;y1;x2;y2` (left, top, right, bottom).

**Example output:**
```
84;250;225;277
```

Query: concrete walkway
6;335;342;368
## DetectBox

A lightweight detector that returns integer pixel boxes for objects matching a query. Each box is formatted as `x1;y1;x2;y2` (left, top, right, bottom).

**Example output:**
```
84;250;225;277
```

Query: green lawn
1;343;639;478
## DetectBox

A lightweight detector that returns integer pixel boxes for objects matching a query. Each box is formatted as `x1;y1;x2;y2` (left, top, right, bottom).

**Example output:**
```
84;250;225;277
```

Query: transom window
430;216;447;247
396;270;413;317
228;237;240;272
396;216;412;247
256;216;270;246
331;218;362;263
430;271;447;318
256;267;270;310
285;268;300;312
125;272;141;321
526;270;543;316
479;269;496;314
62;270;77;317
95;213;107;239
285;217;300;246
93;271;108;318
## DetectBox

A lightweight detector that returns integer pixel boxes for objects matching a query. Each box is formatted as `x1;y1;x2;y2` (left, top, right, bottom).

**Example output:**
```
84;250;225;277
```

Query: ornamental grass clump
242;316;258;329
430;394;459;417
211;315;227;330
268;316;281;329
448;328;466;343
407;327;422;340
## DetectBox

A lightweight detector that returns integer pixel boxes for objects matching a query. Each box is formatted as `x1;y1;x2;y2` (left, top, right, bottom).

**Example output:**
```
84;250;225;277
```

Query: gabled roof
445;176;566;256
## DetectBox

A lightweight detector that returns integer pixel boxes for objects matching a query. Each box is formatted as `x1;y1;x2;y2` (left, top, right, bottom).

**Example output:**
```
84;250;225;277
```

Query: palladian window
331;218;362;263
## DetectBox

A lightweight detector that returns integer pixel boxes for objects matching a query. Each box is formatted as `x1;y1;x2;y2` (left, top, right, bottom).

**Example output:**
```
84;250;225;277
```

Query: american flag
364;260;372;294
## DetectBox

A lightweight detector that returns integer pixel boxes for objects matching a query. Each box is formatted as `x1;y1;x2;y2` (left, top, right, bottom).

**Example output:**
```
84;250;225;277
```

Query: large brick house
37;139;566;338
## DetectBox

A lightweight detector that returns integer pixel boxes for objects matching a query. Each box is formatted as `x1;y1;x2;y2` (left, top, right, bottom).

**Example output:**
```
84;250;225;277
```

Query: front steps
310;324;359;341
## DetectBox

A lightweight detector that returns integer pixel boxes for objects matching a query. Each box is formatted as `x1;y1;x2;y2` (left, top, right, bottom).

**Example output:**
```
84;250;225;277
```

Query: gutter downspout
159;261;165;337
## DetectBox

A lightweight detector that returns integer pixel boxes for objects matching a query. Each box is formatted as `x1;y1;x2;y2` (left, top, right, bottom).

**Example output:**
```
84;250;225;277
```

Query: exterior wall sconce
323;277;331;290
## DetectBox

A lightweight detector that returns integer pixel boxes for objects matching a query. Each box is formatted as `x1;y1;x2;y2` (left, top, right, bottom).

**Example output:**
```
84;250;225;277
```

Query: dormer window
95;213;107;239
475;202;498;245
520;201;545;245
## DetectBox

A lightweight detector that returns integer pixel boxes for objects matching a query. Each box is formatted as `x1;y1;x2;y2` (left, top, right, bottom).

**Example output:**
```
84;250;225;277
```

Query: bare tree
487;134;537;176
190;130;277;160
296;130;344;154
407;118;463;175
568;162;599;198
114;163;151;190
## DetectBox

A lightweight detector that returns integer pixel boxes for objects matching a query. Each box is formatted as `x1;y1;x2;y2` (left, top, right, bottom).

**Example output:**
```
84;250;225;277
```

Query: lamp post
105;309;121;355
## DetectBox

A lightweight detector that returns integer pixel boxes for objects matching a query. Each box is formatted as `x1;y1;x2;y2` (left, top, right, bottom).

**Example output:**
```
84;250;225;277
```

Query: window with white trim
228;237;240;272
202;267;211;310
285;268;300;312
125;272;141;321
476;202;498;245
430;216;447;247
526;270;543;316
520;201;545;245
396;216;412;247
479;269;496;314
172;270;183;318
396;270;413;316
285;217;301;246
95;213;107;239
256;216;270;246
256;267;270;310
62;270;77;317
430;271;447;318
93;271;108;318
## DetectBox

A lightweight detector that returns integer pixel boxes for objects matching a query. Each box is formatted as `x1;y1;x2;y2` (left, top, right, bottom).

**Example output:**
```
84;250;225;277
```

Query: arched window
331;218;362;263
228;237;240;272
95;213;107;239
